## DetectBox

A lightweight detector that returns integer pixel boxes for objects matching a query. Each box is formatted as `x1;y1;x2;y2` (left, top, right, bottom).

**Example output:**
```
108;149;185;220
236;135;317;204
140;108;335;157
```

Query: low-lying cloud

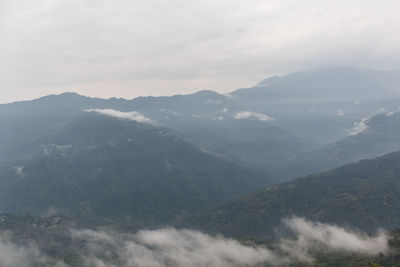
279;217;389;262
72;228;281;267
0;238;65;267
0;217;391;267
234;111;274;122
350;116;370;135
85;109;154;124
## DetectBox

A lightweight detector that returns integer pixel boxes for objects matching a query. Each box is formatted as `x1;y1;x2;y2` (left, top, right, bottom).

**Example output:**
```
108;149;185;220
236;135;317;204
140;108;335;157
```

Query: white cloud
0;237;66;267
0;240;41;267
0;217;391;267
85;109;154;124
221;108;228;113
279;217;389;262
337;110;344;116
66;219;390;266
223;93;236;99
234;111;274;122
69;228;281;267
350;116;370;135
15;166;24;177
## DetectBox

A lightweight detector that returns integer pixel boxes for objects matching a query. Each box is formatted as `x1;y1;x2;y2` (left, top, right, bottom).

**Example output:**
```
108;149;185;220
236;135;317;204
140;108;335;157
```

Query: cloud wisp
350;116;370;135
85;109;154;124
0;217;390;267
234;111;274;122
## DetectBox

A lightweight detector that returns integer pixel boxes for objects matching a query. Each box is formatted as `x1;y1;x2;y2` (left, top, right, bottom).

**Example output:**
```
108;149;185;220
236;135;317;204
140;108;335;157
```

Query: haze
1;0;400;103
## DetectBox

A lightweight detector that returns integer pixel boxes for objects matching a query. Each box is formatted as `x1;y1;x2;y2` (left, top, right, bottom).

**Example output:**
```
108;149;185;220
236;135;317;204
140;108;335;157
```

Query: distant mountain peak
232;67;400;101
191;90;221;96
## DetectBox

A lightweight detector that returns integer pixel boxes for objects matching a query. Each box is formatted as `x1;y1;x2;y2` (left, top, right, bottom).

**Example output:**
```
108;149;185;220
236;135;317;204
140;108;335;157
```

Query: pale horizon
1;0;400;103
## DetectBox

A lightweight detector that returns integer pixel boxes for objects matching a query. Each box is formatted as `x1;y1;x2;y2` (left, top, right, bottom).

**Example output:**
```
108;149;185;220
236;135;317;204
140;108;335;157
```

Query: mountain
0;91;306;174
0;92;109;166
187;150;400;239
237;67;400;100
158;116;306;172
1;68;400;177
231;67;400;145
125;90;307;171
278;111;400;179
0;112;271;228
1;68;400;266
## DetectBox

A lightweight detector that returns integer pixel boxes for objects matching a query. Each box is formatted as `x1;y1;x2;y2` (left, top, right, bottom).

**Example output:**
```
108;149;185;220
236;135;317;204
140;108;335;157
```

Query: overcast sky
1;0;399;103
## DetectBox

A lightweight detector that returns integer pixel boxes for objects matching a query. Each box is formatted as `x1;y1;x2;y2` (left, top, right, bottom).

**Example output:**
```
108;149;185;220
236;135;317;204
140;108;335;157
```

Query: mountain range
1;67;400;266
188;150;400;239
0;112;270;228
2;68;400;180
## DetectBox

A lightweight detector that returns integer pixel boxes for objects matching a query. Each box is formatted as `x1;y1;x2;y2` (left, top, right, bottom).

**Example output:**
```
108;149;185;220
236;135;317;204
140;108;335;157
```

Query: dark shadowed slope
187;150;400;239
0;112;271;228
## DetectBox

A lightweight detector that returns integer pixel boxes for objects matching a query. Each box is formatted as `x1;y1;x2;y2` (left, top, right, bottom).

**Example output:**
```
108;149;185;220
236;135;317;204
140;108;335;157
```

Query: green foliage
188;151;400;239
0;113;270;228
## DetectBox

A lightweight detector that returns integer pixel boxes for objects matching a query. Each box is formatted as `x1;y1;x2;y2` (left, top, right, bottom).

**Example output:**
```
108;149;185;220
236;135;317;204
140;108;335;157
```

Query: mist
2;1;400;103
0;236;66;267
0;217;390;267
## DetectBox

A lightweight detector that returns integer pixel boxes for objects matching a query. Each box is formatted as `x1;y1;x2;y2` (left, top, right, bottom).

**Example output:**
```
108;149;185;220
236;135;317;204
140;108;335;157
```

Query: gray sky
1;0;399;103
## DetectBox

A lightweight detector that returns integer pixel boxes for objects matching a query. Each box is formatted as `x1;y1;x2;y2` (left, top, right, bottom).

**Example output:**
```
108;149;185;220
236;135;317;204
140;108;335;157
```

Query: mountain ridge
184;149;400;239
0;112;272;228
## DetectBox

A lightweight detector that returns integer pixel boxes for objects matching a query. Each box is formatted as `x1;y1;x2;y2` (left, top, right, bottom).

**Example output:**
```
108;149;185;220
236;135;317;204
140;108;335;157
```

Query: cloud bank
0;217;390;267
234;111;274;122
85;109;154;124
279;217;389;262
0;238;65;267
71;228;281;267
